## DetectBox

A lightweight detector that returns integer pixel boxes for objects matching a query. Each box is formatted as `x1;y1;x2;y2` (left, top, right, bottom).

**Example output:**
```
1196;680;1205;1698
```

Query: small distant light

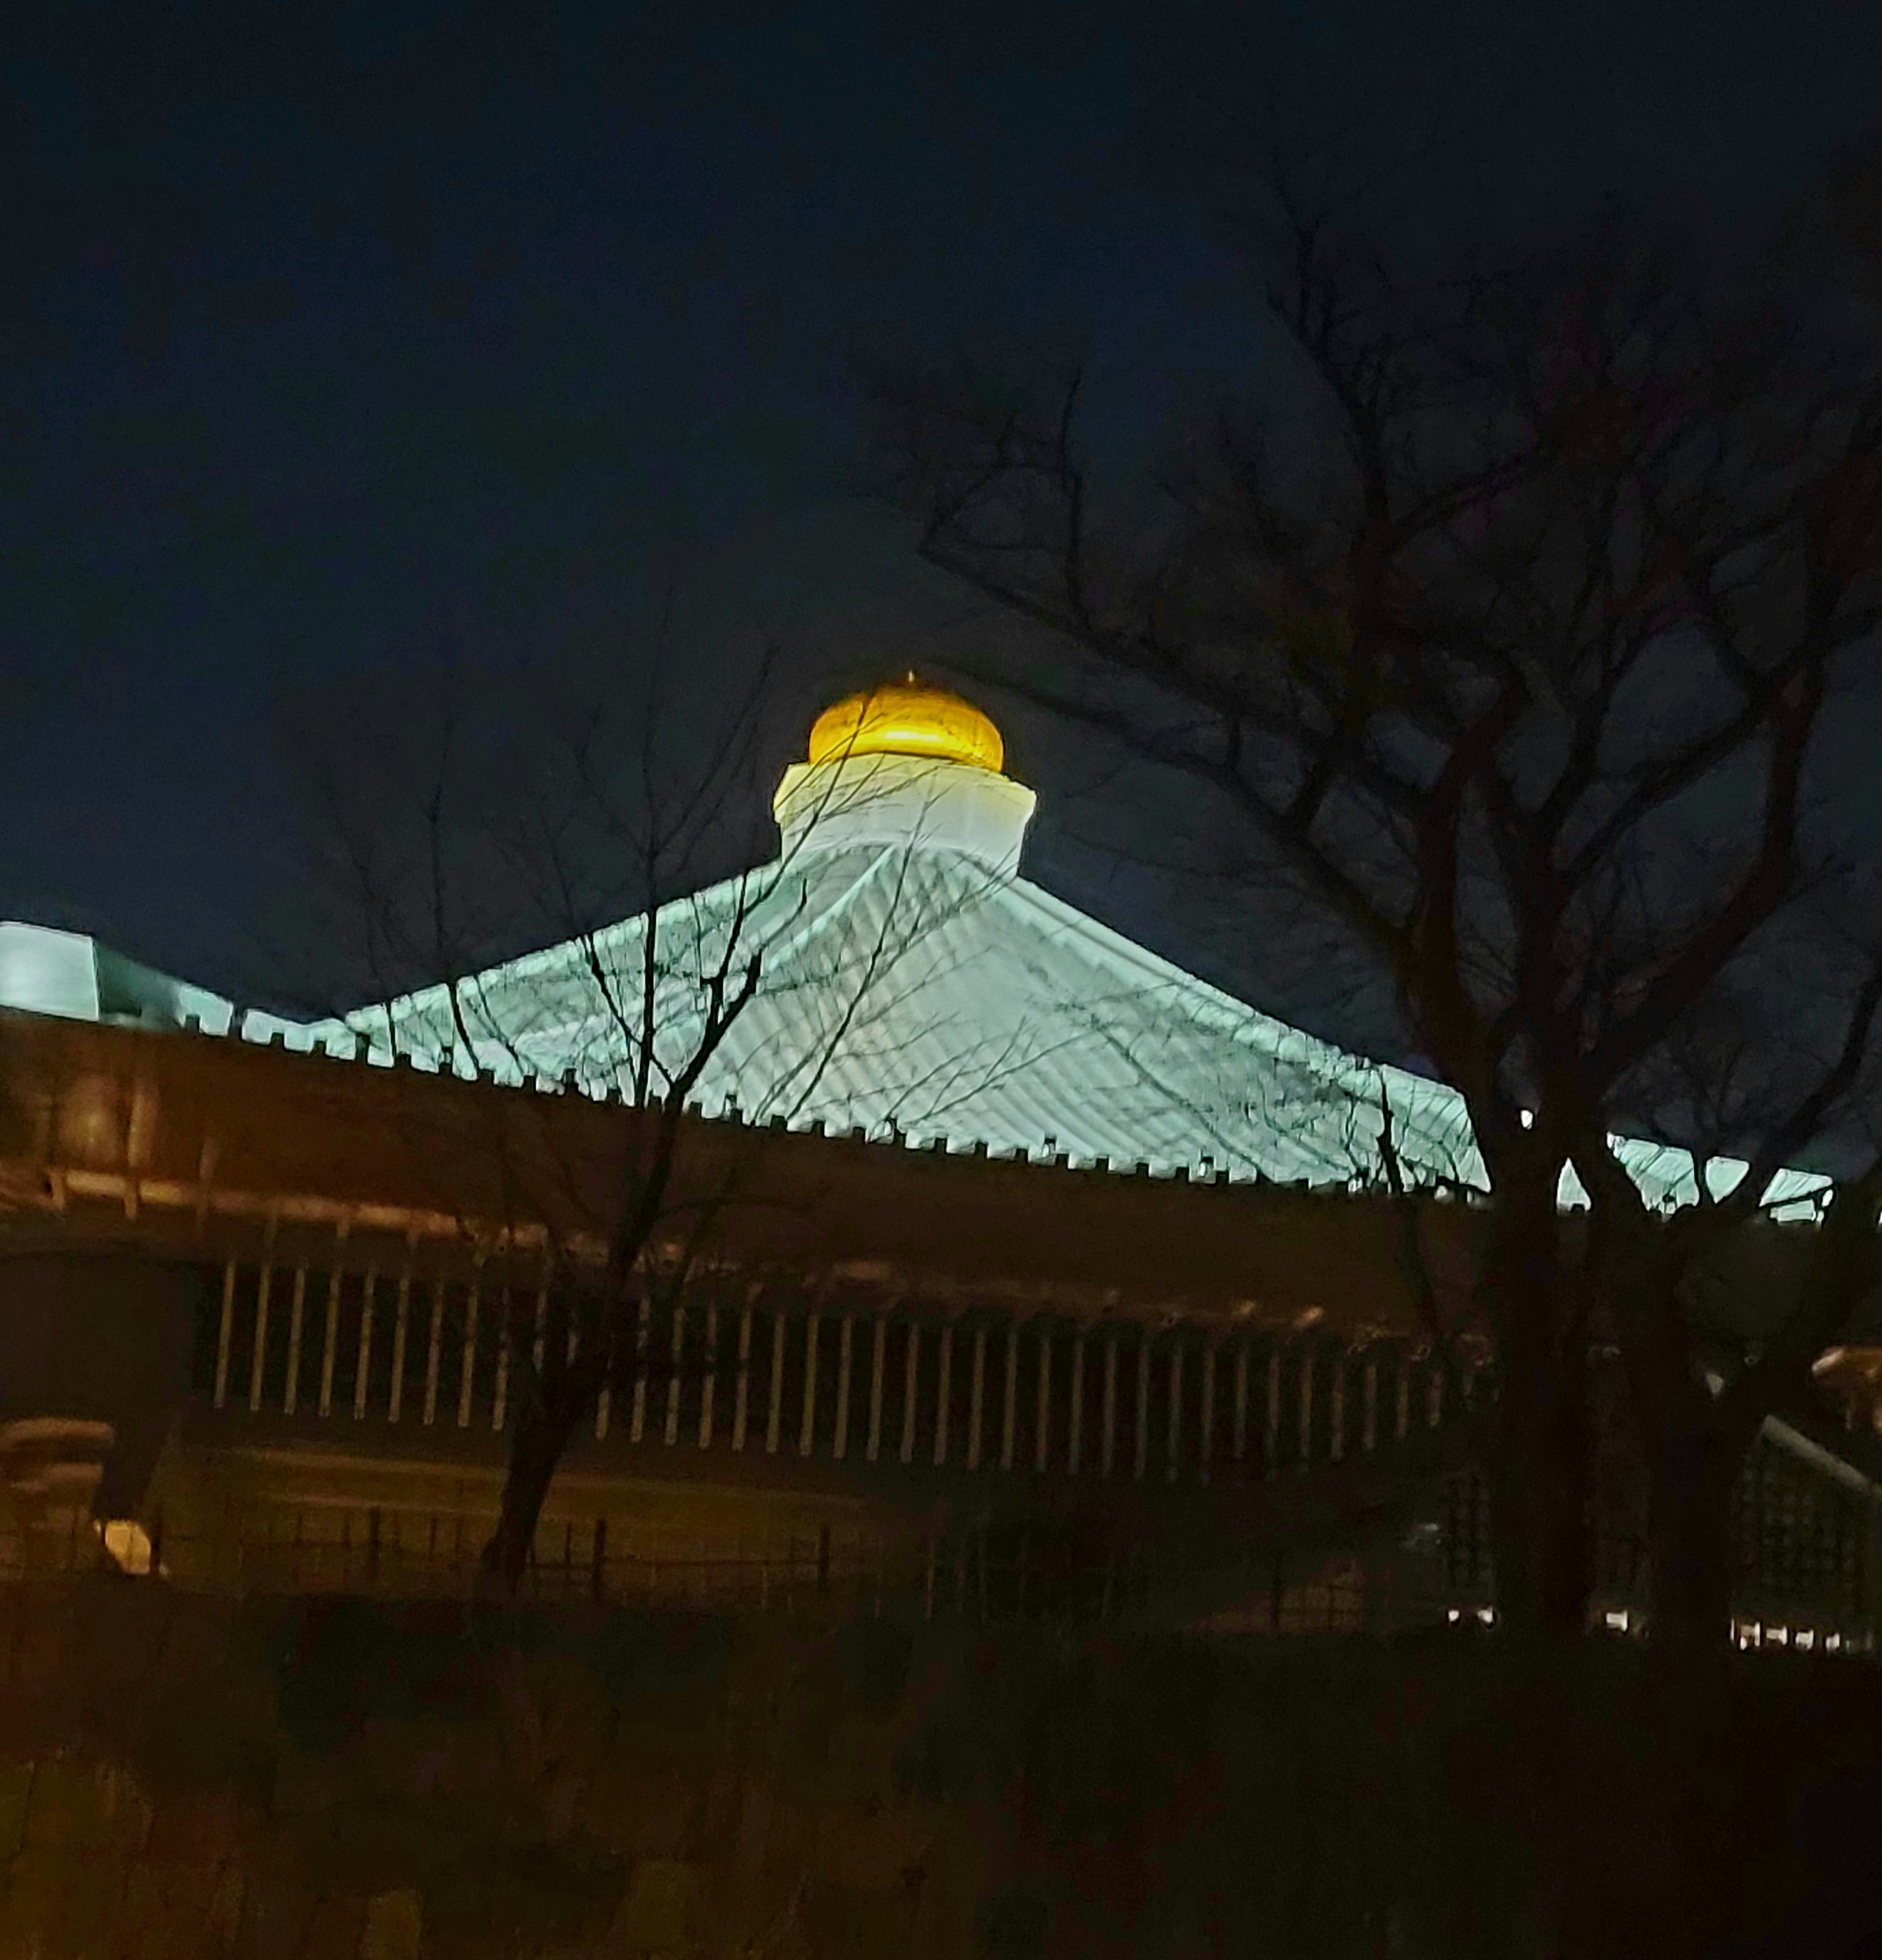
1519;1109;1534;1129
1796;1629;1816;1651
1446;1608;1461;1624
1476;1606;1495;1626
1604;1609;1629;1632
1770;1626;1789;1646
1827;1633;1843;1652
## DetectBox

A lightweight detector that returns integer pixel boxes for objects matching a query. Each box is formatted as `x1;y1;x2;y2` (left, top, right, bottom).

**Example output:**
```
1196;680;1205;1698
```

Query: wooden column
1297;1348;1314;1468
457;1265;481;1429
1133;1340;1150;1482
353;1268;378;1421
1232;1341;1249;1465
1100;1334;1119;1477
1067;1334;1086;1475
625;1293;651;1444
766;1311;787;1455
1328;1349;1346;1464
248;1262;274;1415
732;1302;753;1452
318;1267;343;1419
387;1259;412;1423
866;1313;887;1463
1198;1345;1215;1485
1395;1355;1412;1441
999;1322;1020;1471
664;1303;686;1446
1035;1327;1053;1475
1362;1354;1379;1452
798;1313;821;1457
699;1302;718;1448
492;1284;511;1432
421;1277;445;1426
282;1265;308;1416
212;1258;237;1410
833;1315;855;1460
1165;1343;1183;1484
899;1322;920;1466
933;1324;953;1468
1262;1349;1281;1471
967;1326;988;1470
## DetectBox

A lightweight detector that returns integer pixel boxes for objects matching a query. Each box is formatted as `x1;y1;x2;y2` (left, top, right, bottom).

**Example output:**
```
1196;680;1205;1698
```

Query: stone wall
0;1576;1879;1958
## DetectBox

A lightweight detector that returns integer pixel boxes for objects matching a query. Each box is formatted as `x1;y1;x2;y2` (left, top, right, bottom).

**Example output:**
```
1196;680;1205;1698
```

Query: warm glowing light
807;682;1005;774
97;1519;153;1575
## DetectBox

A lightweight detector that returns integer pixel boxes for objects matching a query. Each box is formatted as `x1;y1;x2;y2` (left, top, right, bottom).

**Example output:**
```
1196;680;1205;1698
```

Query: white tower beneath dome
771;680;1038;876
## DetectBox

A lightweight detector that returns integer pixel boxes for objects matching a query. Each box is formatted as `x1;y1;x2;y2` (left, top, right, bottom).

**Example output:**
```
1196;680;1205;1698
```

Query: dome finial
806;680;1004;774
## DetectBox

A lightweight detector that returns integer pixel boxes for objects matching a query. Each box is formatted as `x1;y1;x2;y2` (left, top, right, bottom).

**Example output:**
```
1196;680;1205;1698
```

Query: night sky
4;0;1881;1029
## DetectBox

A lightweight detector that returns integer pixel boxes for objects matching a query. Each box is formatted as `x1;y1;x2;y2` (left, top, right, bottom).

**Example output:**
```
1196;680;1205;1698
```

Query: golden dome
806;680;1004;774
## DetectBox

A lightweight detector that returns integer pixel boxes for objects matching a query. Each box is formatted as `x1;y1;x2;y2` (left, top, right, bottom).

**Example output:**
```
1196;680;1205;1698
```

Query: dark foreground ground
0;1579;1876;1957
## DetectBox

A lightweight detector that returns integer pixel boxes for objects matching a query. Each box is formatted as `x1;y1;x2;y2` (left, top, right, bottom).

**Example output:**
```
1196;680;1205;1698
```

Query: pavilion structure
0;682;1875;1641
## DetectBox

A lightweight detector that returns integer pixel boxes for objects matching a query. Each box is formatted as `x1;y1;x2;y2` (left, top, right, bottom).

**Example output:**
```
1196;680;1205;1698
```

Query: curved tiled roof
0;766;1829;1219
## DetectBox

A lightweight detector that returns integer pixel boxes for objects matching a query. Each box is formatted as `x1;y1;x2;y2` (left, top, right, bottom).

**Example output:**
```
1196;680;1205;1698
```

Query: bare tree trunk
1488;1348;1594;1640
1643;1423;1742;1654
1482;1192;1595;1641
479;1386;590;1596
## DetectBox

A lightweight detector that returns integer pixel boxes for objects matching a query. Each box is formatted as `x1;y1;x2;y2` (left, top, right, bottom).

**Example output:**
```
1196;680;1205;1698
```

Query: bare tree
867;179;1882;1642
288;644;1022;1593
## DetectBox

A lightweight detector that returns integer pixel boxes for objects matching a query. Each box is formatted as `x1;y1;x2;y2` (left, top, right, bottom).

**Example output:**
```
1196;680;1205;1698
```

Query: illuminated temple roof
0;684;1829;1215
